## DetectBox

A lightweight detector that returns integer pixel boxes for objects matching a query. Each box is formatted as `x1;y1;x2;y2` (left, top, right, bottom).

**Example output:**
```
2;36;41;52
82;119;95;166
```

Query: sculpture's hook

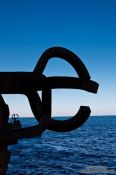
31;47;99;132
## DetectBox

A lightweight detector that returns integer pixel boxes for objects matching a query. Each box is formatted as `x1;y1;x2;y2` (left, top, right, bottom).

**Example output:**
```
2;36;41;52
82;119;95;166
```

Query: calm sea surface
7;116;116;175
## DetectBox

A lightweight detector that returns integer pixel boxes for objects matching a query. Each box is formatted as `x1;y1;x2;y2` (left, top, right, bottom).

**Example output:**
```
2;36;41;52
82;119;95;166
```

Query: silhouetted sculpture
0;96;10;174
0;47;99;174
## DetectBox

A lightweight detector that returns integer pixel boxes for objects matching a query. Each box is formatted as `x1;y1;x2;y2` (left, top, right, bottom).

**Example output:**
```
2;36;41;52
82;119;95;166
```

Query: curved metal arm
34;46;91;79
31;47;99;132
0;46;99;137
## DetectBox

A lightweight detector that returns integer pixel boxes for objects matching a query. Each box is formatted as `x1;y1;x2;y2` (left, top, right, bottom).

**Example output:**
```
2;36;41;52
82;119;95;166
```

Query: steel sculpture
0;47;99;174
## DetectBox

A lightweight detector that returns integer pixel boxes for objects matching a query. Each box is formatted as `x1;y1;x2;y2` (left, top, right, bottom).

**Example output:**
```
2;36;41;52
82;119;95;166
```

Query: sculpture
0;47;99;174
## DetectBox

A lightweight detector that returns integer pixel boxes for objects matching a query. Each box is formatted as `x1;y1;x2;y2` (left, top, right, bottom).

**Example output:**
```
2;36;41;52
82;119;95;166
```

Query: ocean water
7;116;116;175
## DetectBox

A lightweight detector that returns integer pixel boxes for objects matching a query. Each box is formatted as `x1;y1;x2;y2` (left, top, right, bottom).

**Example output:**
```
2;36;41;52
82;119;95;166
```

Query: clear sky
0;0;116;116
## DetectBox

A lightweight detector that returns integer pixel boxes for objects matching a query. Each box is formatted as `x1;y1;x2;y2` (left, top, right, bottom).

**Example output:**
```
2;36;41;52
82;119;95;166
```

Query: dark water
7;116;116;175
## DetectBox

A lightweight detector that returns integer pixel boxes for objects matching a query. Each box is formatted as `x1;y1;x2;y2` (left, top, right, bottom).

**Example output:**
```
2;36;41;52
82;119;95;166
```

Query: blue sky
0;0;116;116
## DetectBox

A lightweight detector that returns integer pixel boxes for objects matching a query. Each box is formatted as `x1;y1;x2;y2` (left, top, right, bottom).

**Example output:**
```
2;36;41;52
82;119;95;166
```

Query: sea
6;116;116;175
